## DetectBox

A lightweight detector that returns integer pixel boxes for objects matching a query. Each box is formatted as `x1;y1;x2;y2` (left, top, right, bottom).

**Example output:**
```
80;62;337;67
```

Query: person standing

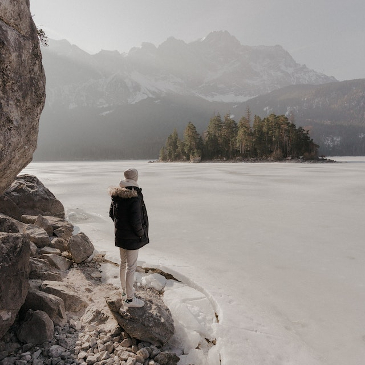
109;168;149;307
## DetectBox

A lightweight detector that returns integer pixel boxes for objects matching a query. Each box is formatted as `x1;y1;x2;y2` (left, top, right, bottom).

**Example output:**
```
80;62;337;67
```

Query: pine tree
205;113;223;159
165;129;181;161
183;122;202;160
222;114;237;159
237;116;251;156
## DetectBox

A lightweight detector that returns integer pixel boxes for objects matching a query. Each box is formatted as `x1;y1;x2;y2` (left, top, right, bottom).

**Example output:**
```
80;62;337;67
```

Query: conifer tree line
159;110;319;161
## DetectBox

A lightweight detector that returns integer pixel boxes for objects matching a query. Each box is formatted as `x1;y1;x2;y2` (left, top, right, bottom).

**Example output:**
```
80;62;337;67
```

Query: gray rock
81;301;120;335
43;216;74;233
136;349;149;361
23;224;50;248
0;214;23;233
29;241;38;256
0;196;22;221
41;254;72;271
20;215;38;224
50;237;68;252
2;175;64;219
0;0;46;196
40;281;87;313
105;290;174;347
0;357;17;365
126;358;136;365
21;288;66;327
86;355;99;364
0;233;30;339
68;232;94;263
39;247;61;255
34;215;53;236
153;352;180;365
17;310;54;345
29;258;63;281
48;345;66;358
54;226;73;241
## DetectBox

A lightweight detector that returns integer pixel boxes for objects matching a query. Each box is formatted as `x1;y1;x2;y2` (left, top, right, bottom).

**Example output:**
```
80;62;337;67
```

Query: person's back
109;168;149;307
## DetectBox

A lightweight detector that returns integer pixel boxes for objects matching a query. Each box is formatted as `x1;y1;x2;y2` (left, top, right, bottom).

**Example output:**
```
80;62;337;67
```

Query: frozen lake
23;157;365;365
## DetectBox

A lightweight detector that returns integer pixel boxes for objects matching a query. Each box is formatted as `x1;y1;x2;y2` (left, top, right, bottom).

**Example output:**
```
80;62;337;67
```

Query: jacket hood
109;186;138;199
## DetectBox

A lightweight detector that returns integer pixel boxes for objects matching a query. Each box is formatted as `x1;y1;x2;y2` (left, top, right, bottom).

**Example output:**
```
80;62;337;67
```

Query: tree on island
159;113;319;161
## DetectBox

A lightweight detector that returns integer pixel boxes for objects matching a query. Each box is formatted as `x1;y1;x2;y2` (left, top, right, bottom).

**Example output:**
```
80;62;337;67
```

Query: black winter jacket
109;186;149;250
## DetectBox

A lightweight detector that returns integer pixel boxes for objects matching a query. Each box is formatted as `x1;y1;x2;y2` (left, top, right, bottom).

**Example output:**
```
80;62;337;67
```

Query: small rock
105;342;114;354
48;345;66;358
154;352;180;365
54;227;73;241
78;351;88;360
90;272;102;279
120;339;132;348
86;355;98;364
29;241;38;256
39;247;61;255
50;237;68;252
14;360;27;365
137;348;149;361
126;358;136;365
118;351;136;361
58;338;73;349
20;215;38;224
81;342;90;351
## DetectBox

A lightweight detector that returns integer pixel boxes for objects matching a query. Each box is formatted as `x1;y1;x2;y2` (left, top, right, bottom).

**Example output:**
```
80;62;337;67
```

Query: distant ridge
41;30;336;107
34;31;365;161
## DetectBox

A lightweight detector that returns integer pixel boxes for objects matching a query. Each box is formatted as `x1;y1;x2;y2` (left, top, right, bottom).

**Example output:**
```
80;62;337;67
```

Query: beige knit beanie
124;168;138;181
119;168;139;188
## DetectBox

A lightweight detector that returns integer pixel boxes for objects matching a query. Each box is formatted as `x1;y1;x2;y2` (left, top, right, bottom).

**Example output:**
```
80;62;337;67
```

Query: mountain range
34;31;365;160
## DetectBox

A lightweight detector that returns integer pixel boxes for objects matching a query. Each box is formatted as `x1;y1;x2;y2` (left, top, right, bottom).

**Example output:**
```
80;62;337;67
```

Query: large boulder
2;175;65;219
21;215;74;237
34;215;53;236
41;253;72;271
0;0;46;195
106;289;175;347
0;233;30;339
29;258;63;281
23;224;50;248
68;232;94;263
17;310;54;345
21;287;66;327
40;281;88;313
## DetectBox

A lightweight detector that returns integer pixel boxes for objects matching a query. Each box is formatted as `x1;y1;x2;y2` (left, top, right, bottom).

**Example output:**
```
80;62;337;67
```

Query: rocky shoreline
0;175;182;365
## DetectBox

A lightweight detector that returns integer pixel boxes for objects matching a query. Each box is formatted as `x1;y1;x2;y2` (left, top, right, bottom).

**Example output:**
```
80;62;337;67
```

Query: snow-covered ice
22;157;365;365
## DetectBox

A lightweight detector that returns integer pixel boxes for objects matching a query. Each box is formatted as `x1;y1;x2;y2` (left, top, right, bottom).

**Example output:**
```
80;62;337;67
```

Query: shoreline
150;157;337;164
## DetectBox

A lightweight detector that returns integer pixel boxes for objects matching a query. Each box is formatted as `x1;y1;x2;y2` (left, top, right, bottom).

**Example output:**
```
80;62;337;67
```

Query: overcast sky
30;0;365;81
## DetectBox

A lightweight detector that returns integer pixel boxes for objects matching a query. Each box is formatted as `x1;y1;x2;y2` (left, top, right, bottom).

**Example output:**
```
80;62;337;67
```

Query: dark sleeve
129;198;144;237
109;201;114;220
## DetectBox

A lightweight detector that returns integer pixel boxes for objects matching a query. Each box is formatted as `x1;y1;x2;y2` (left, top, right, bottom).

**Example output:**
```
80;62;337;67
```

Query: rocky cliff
0;0;46;195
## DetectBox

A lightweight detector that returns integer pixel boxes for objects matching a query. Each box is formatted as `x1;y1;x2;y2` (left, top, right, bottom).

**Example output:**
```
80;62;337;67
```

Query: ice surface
23;157;365;365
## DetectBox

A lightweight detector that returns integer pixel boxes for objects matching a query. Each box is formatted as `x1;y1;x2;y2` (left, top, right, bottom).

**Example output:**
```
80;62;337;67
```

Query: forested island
159;112;320;162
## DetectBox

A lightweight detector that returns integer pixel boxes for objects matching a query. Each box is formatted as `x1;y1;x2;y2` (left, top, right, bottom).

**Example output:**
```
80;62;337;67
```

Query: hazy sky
30;0;365;81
